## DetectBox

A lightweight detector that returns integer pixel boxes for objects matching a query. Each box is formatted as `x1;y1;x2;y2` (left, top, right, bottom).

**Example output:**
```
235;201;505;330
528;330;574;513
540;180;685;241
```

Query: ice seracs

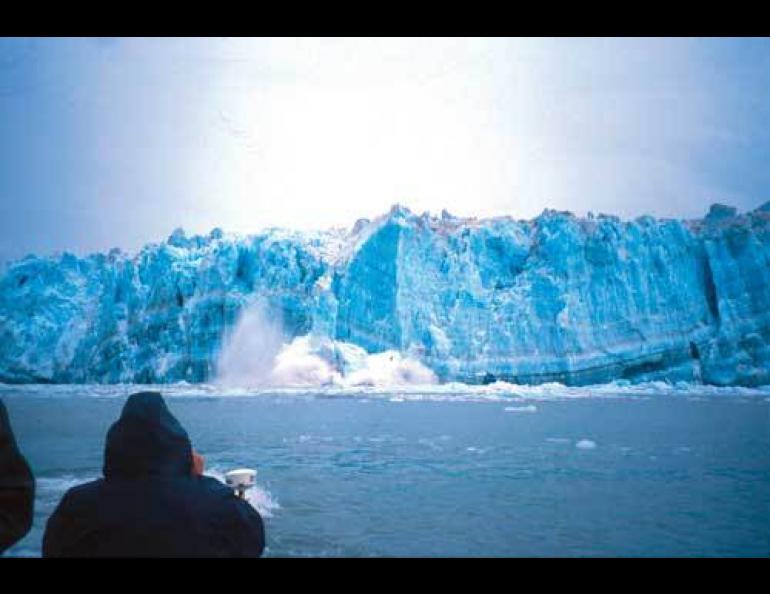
1;202;769;386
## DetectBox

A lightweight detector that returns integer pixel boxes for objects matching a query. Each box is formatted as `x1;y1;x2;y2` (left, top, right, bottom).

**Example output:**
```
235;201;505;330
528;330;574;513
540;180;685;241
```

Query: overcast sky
1;37;769;261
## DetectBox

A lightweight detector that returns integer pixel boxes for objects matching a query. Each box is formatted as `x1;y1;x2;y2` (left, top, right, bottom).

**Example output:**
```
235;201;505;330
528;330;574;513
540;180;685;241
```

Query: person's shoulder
195;475;237;499
192;476;258;516
67;477;105;494
57;478;105;510
195;476;263;517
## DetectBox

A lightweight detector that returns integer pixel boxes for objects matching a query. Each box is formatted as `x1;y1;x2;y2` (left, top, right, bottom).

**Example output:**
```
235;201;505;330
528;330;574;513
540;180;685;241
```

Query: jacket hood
103;392;192;479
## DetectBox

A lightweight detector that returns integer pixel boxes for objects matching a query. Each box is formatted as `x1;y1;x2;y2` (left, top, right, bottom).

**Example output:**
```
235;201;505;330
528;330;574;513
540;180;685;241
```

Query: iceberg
1;202;769;387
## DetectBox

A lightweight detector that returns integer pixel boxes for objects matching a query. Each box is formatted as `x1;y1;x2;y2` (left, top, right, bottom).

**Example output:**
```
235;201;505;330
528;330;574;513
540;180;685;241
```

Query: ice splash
339;345;438;387
272;336;438;387
215;302;287;388
215;303;437;388
269;336;338;386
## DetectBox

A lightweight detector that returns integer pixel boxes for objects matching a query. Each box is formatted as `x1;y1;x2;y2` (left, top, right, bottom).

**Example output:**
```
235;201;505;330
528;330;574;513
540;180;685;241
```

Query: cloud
2;37;770;260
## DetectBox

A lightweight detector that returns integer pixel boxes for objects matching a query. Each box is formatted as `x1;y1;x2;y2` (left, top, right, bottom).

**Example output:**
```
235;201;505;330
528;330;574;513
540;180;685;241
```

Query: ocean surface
2;382;769;557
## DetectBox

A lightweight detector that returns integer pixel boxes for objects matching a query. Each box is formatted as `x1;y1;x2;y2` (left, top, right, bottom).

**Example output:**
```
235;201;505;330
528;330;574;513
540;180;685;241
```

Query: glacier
1;202;769;387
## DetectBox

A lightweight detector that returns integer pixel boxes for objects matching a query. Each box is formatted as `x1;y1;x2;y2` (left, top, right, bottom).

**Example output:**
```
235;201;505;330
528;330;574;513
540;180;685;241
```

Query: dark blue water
2;387;769;557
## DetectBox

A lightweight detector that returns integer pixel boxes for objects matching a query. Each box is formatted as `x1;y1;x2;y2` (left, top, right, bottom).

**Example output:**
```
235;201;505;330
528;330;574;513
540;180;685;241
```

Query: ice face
1;203;768;386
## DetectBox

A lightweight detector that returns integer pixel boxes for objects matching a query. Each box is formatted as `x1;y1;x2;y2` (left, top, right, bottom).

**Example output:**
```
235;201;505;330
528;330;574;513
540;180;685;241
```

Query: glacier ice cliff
1;202;769;386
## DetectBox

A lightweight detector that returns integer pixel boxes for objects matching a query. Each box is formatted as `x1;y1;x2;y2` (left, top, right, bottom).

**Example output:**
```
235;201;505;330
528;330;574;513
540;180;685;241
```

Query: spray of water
215;301;286;387
215;302;437;388
270;336;339;386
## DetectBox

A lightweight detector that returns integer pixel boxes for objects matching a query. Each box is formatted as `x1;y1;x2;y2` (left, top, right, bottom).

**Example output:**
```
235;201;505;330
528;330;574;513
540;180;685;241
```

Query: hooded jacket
42;392;265;557
0;399;35;554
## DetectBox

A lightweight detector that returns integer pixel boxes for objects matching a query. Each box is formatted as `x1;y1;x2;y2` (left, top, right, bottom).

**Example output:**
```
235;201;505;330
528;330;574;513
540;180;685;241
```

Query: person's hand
191;450;205;476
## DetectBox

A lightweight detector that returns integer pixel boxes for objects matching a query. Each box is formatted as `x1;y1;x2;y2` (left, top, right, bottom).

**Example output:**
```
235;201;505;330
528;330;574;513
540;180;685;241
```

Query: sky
1;37;769;261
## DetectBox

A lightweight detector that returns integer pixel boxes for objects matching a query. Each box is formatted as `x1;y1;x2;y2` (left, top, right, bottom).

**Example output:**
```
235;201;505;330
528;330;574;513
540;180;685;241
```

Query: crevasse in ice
1;202;768;386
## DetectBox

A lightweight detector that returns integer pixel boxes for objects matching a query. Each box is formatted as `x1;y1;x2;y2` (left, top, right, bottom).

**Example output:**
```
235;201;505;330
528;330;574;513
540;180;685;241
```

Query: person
42;391;265;557
0;398;35;554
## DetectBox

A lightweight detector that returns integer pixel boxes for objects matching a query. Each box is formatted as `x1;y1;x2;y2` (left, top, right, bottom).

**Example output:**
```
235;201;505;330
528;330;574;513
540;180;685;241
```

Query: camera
225;468;257;499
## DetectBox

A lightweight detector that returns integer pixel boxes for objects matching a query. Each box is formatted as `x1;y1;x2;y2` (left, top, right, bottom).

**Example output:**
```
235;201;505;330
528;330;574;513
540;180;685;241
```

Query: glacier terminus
1;202;769;387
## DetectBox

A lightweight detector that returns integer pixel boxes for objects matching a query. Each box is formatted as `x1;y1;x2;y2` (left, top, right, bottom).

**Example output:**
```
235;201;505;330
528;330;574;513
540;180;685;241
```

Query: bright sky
1;37;769;261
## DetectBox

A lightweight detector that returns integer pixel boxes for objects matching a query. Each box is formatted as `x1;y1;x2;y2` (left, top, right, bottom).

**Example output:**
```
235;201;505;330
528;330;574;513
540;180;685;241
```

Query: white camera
225;468;257;499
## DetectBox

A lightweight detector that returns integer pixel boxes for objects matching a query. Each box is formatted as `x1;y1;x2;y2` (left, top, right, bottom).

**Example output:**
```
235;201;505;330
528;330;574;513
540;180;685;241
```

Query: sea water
2;383;769;557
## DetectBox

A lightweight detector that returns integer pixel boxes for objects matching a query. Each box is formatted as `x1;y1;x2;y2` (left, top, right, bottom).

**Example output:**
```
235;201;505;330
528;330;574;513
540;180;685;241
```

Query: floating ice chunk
576;439;597;449
504;404;537;413
466;446;487;454
546;437;571;444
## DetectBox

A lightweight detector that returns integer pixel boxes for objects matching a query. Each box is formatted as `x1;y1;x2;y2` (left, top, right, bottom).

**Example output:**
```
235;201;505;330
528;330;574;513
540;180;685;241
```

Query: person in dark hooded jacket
0;399;35;554
42;391;265;557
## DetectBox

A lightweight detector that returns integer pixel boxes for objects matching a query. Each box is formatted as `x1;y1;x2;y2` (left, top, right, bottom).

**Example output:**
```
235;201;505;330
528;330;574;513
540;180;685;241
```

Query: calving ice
1;202;769;387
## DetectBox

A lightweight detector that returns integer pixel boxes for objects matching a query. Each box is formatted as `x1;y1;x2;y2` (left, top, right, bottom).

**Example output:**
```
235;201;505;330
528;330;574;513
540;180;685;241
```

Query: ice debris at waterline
1;202;770;387
216;310;438;387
